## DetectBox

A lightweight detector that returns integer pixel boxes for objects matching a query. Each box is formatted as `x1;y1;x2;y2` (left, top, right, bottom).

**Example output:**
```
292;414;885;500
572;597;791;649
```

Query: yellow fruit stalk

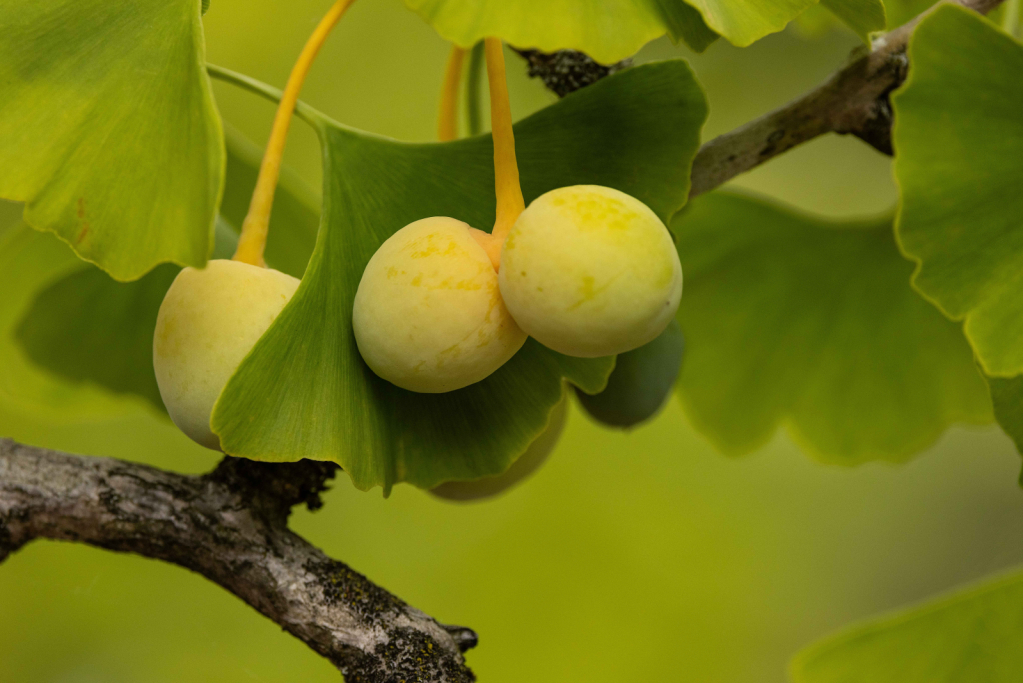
353;38;526;393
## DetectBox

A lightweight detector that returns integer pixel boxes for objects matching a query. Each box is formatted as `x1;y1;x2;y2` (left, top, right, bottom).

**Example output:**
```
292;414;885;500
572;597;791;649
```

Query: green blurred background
2;1;1022;681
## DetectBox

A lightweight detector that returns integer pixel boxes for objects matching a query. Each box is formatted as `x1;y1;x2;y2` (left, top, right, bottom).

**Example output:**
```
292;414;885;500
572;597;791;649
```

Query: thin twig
0;439;476;683
513;0;1005;199
688;0;1005;197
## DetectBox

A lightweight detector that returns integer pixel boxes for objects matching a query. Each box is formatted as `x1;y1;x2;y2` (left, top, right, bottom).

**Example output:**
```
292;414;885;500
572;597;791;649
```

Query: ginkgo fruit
499;185;682;358
152;0;343;448
153;260;299;450
576;318;684;428
431;394;568;501
353;216;526;393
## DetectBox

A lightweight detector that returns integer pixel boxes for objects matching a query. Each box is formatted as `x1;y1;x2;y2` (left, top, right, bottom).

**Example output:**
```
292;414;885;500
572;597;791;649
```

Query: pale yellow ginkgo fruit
353;216;527;393
499;185;682;358
153;259;299;450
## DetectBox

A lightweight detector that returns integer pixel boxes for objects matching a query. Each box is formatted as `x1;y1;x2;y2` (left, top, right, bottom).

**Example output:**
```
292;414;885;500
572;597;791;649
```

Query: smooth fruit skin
353;216;527;393
153;259;300;450
499;185;683;358
431;394;568;502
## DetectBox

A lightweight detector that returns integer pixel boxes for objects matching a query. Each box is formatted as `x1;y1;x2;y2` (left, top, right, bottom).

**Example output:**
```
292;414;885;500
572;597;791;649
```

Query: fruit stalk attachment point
438;45;466;142
233;0;355;267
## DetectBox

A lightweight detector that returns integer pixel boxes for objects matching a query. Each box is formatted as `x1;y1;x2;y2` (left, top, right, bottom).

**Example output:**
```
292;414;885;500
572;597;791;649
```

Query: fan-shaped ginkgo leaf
403;0;821;62
0;0;223;281
893;6;1023;378
792;570;1023;683
672;192;991;464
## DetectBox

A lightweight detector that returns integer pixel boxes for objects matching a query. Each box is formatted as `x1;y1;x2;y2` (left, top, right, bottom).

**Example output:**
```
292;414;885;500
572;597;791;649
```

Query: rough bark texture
515;0;1004;199
0;439;476;683
512;48;632;97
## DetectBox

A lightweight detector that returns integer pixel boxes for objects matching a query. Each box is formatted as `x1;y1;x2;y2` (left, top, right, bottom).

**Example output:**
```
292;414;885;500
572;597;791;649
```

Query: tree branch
689;0;1005;197
514;0;1005;199
0;439;477;683
511;48;632;97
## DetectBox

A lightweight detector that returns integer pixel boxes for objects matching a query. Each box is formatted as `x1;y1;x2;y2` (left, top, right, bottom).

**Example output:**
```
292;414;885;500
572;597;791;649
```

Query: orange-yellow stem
233;0;355;267
438;45;466;142
485;38;524;245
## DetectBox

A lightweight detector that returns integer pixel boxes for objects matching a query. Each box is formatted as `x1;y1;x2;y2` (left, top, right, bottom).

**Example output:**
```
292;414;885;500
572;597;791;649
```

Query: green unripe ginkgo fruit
576;318;684;428
153;259;300;450
431;394;568;501
353;216;527;393
499;185;683;358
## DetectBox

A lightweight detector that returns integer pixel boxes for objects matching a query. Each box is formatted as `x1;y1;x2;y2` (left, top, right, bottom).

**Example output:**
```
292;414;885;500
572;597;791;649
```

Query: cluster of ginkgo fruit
151;1;682;496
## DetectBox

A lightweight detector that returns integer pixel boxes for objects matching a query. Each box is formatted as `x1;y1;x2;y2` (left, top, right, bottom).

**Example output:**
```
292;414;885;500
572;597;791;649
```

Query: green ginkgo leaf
212;60;708;492
792;570;1023;683
673;192;991;464
5;128;317;416
15;263;180;412
884;0;934;27
793;0;885;44
0;0;223;281
0;221;136;420
987;376;1023;483
893;6;1023;377
403;0;819;62
820;0;886;40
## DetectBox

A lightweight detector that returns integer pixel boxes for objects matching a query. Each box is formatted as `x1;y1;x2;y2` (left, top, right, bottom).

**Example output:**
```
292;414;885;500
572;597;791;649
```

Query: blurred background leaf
14;264;179;412
673;191;991;464
793;0;886;40
0;0;223;280
0;215;143;422
792;569;1023;683
820;0;886;39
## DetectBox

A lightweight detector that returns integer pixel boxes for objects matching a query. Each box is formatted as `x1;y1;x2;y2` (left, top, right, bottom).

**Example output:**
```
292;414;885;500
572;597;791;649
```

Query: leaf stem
233;0;355;267
438;46;466;141
485;38;525;251
465;41;485;137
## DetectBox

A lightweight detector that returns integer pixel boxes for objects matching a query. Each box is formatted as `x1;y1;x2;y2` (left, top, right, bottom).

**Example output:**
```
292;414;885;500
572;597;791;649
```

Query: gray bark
688;0;1006;197
0;438;476;683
